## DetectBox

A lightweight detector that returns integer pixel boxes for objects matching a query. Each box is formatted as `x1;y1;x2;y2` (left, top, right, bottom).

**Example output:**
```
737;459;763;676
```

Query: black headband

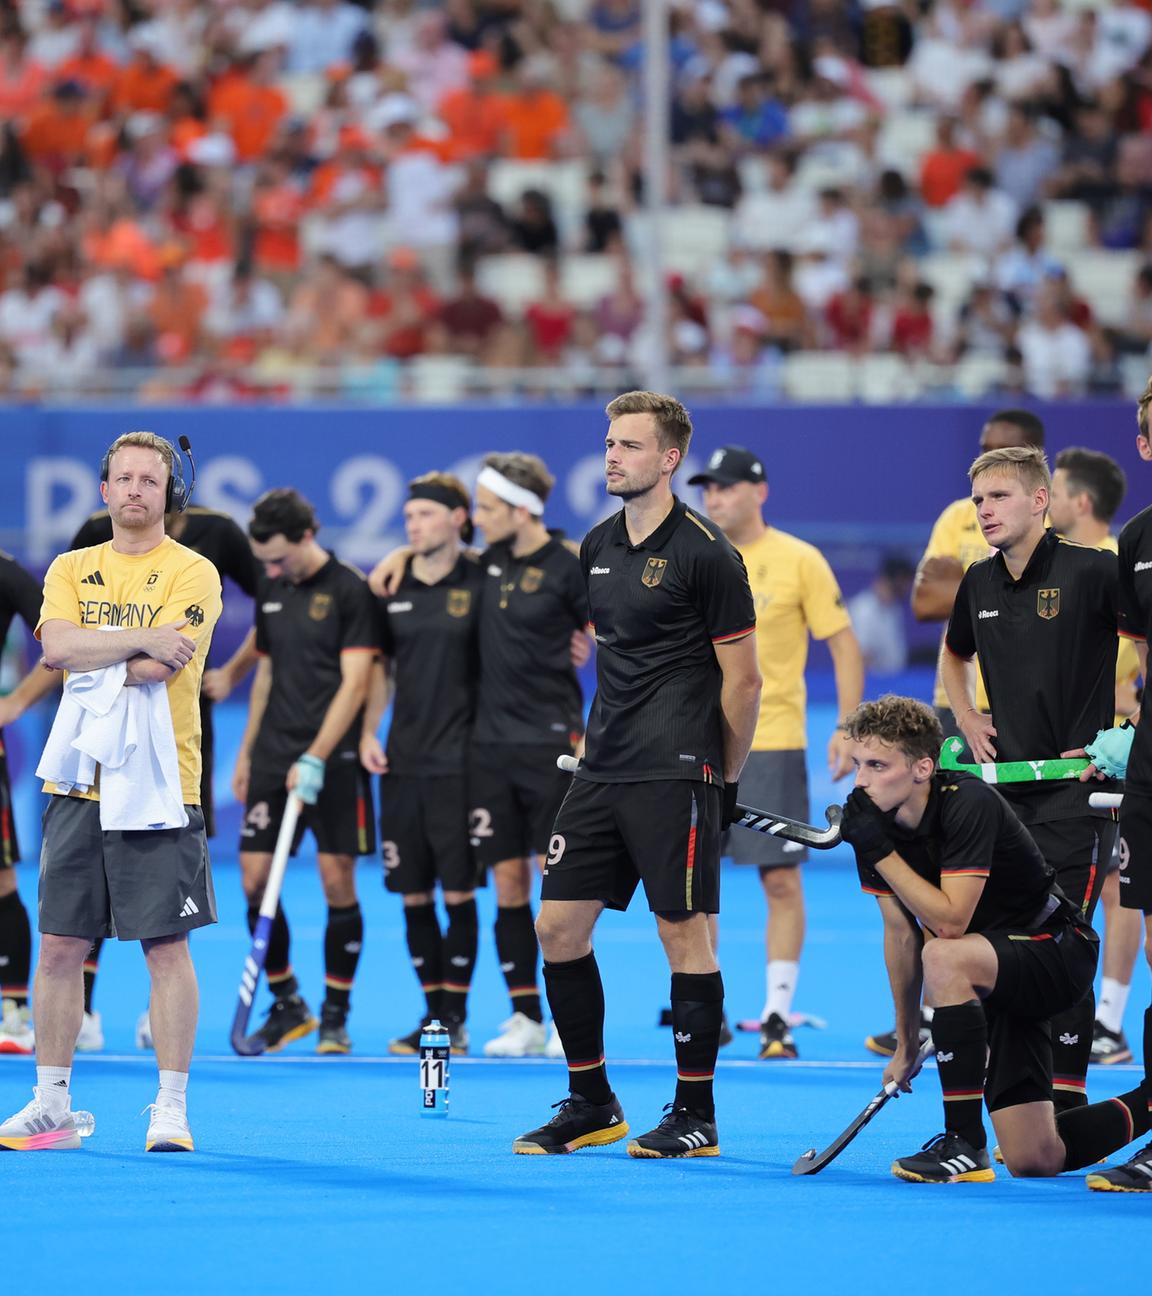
409;483;470;512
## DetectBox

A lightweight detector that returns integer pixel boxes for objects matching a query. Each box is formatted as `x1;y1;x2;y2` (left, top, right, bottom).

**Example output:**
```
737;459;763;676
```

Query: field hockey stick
556;755;843;849
938;737;1089;784
791;1036;936;1176
1089;792;1123;809
229;792;302;1056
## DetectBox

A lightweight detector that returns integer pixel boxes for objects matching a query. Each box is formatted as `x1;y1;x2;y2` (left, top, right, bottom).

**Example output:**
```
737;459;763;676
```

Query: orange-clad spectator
307;127;385;269
168;184;235;267
83;207;163;281
167;81;209;160
438;50;507;162
500;61;570;160
110;29;180;116
308;126;382;205
251;161;306;279
523;258;574;361
149;247;208;359
368;248;440;358
22;82;99;170
284;254;368;359
919;117;981;209
56;22;120;107
208;51;288;164
0;31;48;122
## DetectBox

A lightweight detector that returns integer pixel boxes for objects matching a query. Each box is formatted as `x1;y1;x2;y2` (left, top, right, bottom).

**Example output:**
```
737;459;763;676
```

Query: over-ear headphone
100;434;195;514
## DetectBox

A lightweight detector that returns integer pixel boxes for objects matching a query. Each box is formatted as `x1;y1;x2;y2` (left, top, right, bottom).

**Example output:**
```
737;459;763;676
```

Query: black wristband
721;780;740;830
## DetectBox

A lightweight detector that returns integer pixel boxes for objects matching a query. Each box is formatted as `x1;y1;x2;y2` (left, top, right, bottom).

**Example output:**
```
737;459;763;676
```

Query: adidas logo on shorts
179;896;200;919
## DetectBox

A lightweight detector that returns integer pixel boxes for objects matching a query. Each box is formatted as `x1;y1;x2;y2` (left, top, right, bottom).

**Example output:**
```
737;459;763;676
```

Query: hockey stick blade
230;793;303;1056
791;1038;935;1175
939;737;1088;784
734;803;842;850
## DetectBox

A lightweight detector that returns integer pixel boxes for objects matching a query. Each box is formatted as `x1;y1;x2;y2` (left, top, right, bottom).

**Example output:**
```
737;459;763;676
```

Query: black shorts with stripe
0;743;19;868
240;753;375;858
378;773;481;895
541;777;721;915
468;741;574;868
981;916;1099;1112
1027;816;1116;922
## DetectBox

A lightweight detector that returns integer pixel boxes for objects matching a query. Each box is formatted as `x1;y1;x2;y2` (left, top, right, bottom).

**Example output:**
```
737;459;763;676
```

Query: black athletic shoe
1089;1021;1133;1065
317;1005;352;1055
251;994;317;1052
1086;1142;1152;1192
627;1104;719;1159
866;1010;933;1058
512;1094;629;1155
388;1018;431;1055
444;1016;469;1056
891;1131;995;1184
758;1012;798;1060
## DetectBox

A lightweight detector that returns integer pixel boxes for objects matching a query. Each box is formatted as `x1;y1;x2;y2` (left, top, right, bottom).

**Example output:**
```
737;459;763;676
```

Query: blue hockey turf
2;850;1147;1296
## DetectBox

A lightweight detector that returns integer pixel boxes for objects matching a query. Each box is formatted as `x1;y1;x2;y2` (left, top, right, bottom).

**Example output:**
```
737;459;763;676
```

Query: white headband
476;466;545;516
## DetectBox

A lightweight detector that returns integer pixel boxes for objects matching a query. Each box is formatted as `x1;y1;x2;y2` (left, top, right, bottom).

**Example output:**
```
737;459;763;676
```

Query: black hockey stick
791;1038;936;1175
230;793;302;1056
556;754;843;850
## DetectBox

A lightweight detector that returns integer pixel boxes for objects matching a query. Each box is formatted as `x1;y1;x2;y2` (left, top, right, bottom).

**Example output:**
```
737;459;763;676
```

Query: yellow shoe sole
892;1164;995;1184
262;1018;318;1053
864;1036;896;1058
0;1129;81;1151
627;1141;719;1159
1085;1173;1149;1192
316;1040;351;1055
146;1138;194;1153
513;1121;630;1155
758;1042;798;1061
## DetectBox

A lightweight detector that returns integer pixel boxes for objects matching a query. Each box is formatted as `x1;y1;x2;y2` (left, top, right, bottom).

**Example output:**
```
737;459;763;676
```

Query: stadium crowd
1;0;1152;402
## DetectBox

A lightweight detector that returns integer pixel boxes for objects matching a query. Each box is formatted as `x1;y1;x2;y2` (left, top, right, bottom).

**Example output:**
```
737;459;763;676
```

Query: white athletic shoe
483;1012;548;1057
144;1102;193;1152
0;1088;82;1150
135;1010;154;1050
75;1011;104;1052
0;998;34;1055
544;1022;565;1059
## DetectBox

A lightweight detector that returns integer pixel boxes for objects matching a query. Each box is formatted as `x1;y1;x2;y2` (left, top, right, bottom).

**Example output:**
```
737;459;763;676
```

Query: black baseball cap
687;446;766;487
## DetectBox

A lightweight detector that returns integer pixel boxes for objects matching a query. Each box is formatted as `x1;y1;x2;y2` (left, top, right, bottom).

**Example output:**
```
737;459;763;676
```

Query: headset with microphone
100;434;197;514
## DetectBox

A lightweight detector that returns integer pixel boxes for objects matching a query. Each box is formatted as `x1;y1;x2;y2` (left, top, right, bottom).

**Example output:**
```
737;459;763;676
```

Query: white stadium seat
475;254;546;313
781;351;857;401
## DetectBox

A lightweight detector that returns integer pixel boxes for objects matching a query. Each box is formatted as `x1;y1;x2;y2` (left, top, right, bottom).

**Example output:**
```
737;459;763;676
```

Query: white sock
36;1065;72;1115
157;1069;189;1114
764;960;799;1023
1097;977;1130;1034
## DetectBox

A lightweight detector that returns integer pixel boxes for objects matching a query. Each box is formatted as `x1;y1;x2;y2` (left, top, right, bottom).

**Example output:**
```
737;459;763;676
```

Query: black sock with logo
932;1000;988;1150
441;899;478;1023
495;905;542;1023
323;903;363;1015
671;971;725;1122
1051;996;1094;1114
403;902;443;1019
83;938;103;1013
544;952;612;1106
248;904;298;999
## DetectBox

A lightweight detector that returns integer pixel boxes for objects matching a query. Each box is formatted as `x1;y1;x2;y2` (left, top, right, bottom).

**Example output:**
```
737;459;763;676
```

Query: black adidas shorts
1026;816;1116;921
1118;790;1152;913
378;773;481;895
38;796;216;942
469;742;574;867
982;918;1099;1113
541;777;722;915
240;753;375;858
0;743;19;868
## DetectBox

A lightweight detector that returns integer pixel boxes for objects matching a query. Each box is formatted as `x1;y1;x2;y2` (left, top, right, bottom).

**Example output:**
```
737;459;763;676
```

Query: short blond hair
605;390;694;460
969;444;1051;495
102;431;175;484
1138;375;1152;441
844;695;943;766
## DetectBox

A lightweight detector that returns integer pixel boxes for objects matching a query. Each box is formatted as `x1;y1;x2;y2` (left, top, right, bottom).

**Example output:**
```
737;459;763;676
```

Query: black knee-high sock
0;889;31;1003
441;898;478;1023
248;904;297;999
323;903;363;1014
1143;1006;1152;1126
1057;1082;1151;1170
544;951;612;1105
932;1000;989;1150
495;904;542;1023
83;938;103;1013
403;902;443;1019
1051;994;1094;1114
671;971;725;1121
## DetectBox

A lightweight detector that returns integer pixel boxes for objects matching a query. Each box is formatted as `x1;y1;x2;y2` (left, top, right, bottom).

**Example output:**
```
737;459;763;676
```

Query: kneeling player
841;696;1149;1183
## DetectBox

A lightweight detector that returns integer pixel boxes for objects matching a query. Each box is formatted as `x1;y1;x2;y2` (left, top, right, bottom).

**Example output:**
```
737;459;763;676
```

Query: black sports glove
721;780;740;830
840;789;895;869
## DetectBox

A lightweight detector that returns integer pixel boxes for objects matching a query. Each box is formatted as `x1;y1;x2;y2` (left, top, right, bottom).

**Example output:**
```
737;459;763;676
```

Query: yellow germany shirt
925;497;992;710
739;527;851;751
1101;534;1142;723
36;535;222;804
